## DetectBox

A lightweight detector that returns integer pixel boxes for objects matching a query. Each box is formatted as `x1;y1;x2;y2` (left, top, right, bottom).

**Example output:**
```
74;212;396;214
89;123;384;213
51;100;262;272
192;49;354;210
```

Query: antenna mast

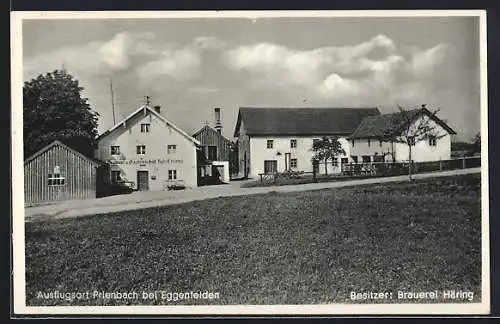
110;78;116;125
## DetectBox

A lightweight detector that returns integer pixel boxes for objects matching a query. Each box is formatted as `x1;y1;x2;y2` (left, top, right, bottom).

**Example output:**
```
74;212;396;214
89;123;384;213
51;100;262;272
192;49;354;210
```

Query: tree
228;141;239;176
380;105;441;181
23;70;99;158
471;132;481;154
311;136;346;175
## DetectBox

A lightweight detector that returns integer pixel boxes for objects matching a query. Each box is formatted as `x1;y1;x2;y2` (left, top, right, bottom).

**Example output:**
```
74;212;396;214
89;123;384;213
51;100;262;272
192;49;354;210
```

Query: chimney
153;105;161;114
421;104;427;109
214;107;222;133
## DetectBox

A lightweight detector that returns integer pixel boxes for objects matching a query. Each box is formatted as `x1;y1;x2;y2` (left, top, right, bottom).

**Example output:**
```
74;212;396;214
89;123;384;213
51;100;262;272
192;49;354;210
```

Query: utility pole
110;78;116;125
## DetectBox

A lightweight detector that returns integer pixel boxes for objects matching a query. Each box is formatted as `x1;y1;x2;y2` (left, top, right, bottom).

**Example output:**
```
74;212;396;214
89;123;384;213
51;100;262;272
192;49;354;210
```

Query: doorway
284;153;291;171
137;170;149;191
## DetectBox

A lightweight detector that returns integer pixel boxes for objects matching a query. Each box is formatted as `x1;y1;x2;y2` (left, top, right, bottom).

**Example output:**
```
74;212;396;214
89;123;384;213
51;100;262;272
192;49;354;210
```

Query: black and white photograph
11;10;489;315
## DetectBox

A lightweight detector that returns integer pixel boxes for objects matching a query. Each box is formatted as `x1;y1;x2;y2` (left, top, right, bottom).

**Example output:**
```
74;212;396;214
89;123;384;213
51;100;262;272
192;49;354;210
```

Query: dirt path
23;168;481;222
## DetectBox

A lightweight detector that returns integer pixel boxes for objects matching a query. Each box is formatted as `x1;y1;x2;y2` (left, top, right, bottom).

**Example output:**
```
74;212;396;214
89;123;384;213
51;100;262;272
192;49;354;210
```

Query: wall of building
247;135;351;177
394;133;451;162
349;138;395;162
24;144;97;204
96;110;198;190
350;117;452;163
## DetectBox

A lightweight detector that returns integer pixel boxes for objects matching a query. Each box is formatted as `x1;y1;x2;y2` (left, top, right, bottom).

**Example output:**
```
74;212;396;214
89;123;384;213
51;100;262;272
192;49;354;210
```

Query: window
136;145;146;155
428;135;437;146
379;140;383;147
290;139;297;148
362;155;371;163
208;146;217;160
367;138;371;147
351;139;355;147
267;140;274;149
341;158;348;165
168;170;177;180
48;166;65;186
110;146;120;155
290;158;297;168
140;123;150;133
167;145;177;154
351;156;358;163
111;170;122;183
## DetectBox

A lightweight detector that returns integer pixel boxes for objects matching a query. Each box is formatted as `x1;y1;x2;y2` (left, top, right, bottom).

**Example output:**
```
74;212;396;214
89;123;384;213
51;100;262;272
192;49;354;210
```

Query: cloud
223;34;448;101
135;48;202;88
24;32;159;78
189;86;220;94
408;43;449;78
193;36;228;51
24;31;207;95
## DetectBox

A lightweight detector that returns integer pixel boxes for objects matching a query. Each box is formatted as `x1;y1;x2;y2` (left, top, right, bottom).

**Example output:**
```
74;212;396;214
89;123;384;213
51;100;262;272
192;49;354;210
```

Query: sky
22;15;481;141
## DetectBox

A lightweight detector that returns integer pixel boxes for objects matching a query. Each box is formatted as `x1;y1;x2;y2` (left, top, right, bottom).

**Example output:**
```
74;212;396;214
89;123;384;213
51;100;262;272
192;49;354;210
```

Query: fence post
439;160;442;171
462;157;466;169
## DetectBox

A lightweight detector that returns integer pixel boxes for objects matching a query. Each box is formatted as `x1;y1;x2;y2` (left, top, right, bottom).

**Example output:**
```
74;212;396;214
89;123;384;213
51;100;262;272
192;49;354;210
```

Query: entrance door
137;171;149;191
284;153;291;171
264;160;277;174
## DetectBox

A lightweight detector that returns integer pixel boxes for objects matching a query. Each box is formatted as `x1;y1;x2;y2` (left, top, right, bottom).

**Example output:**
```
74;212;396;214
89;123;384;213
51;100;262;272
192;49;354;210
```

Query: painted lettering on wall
107;159;183;165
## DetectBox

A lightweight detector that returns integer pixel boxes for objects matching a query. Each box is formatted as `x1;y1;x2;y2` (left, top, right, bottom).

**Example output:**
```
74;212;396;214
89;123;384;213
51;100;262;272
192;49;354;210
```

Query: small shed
24;140;108;205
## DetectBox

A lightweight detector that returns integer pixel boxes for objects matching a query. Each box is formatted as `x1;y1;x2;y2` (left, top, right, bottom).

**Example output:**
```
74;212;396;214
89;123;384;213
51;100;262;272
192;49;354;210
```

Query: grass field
25;173;482;306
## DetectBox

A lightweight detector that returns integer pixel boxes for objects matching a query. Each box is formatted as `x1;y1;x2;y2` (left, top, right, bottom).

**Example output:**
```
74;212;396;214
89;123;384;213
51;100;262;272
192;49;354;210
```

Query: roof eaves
24;140;100;167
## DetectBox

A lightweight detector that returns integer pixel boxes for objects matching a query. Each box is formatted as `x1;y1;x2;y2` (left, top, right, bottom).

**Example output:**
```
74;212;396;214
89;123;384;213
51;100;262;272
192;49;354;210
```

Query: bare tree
380;104;442;180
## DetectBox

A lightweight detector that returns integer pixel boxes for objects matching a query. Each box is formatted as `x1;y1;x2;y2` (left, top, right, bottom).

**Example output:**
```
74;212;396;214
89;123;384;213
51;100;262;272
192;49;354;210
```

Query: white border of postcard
11;10;490;315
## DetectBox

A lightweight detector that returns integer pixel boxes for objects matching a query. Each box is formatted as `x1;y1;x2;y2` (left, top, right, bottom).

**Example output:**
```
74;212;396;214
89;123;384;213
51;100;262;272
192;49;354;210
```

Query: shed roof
192;125;233;143
24;140;103;166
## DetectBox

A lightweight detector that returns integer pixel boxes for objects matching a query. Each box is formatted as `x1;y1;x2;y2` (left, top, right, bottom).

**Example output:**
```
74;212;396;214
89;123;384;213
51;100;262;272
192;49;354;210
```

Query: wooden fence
258;156;481;184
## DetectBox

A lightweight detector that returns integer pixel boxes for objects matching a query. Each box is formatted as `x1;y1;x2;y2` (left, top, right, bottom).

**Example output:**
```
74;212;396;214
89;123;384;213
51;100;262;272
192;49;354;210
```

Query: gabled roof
24;140;103;166
233;107;381;137
97;105;200;145
192;125;233;143
349;107;457;139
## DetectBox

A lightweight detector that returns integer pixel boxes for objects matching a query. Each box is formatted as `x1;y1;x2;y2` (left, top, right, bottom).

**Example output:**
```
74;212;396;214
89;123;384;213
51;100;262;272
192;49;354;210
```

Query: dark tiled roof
349;108;456;139
234;107;381;137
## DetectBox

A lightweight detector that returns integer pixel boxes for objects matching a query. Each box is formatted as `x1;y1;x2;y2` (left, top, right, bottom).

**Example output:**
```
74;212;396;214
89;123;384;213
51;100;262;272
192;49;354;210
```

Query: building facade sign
106;158;184;165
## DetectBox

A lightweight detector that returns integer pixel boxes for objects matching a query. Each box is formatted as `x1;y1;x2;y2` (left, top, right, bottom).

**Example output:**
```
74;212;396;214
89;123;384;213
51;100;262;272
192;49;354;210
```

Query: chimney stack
153;105;161;114
214;107;222;133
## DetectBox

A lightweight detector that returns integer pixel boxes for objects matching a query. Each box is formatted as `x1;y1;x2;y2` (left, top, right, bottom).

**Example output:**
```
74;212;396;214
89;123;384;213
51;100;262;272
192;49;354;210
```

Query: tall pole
110;78;116;125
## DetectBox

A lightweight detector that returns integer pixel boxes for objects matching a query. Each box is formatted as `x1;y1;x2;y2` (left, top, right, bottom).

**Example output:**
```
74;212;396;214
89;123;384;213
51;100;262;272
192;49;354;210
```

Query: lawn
25;174;482;306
